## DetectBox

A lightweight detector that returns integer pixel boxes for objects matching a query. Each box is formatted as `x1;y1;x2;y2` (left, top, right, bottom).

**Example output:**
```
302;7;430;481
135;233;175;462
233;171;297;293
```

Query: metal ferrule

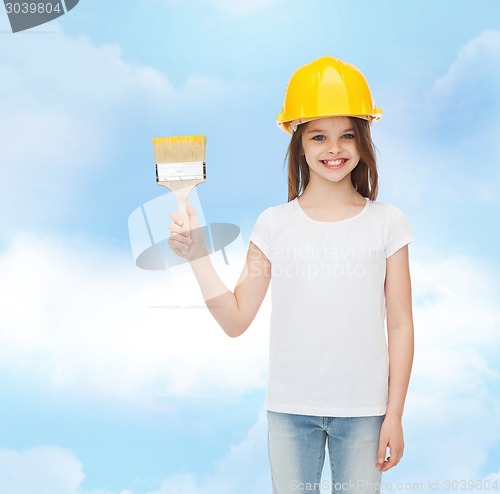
156;162;206;181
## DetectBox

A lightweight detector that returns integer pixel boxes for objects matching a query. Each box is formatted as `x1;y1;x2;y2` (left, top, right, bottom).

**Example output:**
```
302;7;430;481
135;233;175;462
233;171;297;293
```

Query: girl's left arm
376;244;414;473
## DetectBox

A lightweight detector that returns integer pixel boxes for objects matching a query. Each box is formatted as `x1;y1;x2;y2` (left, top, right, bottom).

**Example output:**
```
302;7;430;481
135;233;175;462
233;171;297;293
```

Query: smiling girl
168;56;414;494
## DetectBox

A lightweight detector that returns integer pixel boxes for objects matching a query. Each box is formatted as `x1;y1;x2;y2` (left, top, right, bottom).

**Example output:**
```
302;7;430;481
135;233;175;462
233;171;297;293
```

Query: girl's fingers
168;208;205;259
186;203;201;229
168;222;189;236
379;453;402;472
168;211;184;227
381;457;394;472
169;232;192;245
168;213;193;239
168;238;190;255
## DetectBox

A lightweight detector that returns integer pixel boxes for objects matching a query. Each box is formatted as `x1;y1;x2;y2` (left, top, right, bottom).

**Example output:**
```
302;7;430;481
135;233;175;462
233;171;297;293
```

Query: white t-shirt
249;196;414;417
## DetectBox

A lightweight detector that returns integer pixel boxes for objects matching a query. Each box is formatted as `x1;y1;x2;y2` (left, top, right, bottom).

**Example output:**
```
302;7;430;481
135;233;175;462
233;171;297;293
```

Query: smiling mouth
321;159;347;167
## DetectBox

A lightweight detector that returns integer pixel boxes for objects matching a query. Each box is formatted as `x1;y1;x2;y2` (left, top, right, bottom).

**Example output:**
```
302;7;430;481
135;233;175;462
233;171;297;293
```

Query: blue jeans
267;411;385;494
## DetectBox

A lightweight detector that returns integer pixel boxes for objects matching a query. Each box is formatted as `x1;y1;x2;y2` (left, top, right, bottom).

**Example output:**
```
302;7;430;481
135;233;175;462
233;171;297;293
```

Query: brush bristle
152;135;206;164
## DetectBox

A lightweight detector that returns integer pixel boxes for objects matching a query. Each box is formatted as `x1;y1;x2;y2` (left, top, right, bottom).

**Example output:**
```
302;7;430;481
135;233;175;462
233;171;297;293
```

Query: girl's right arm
168;204;271;338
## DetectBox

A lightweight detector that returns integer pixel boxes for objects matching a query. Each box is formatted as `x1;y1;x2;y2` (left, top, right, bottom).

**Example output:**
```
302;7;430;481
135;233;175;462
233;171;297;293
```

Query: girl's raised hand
168;203;209;262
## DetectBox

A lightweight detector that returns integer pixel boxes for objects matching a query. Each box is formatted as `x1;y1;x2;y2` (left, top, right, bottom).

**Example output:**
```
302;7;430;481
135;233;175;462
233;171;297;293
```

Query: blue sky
1;1;499;493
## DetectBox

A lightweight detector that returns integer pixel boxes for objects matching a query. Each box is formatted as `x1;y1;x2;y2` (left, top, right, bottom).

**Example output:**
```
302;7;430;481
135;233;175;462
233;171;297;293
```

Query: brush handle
175;186;192;234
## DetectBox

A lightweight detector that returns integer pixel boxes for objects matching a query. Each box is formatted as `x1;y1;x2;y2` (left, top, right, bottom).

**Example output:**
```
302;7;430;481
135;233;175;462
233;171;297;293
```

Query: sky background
1;1;500;493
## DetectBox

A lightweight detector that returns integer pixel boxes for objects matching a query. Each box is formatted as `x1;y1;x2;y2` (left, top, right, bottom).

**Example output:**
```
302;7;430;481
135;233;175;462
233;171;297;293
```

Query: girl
168;56;414;494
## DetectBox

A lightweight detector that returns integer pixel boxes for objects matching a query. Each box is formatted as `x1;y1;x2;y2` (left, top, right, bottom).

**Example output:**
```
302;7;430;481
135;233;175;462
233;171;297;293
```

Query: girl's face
301;116;361;185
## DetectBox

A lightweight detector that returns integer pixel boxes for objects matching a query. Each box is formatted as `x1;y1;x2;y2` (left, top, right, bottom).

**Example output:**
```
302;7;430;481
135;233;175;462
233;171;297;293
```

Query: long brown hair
284;117;379;202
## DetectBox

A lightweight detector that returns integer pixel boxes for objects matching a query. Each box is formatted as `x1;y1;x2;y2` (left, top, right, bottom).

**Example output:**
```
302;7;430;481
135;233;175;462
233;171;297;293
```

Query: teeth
324;159;345;166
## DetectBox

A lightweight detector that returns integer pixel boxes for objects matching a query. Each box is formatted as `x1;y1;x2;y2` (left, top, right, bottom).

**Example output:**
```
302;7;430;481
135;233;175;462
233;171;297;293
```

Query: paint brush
152;135;207;234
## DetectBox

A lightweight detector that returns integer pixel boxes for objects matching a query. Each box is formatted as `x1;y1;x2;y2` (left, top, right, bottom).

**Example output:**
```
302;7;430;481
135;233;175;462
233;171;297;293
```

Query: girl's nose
328;143;342;155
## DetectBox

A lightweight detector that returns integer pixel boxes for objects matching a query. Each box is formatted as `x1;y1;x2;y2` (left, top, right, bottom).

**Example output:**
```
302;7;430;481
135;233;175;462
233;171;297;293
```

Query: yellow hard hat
277;56;382;134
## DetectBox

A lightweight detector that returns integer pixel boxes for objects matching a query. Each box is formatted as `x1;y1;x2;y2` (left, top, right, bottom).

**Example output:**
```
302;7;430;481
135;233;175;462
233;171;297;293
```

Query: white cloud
422;29;500;158
0;25;250;233
0;445;135;494
0;230;270;400
385;254;500;484
429;29;500;112
376;29;500;205
0;413;270;494
485;469;500;481
0;25;174;166
148;410;270;494
0;446;85;494
0;26;169;232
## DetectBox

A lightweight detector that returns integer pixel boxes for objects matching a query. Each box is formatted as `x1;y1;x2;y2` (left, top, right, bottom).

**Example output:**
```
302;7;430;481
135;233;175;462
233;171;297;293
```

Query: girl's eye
342;134;355;140
312;135;326;141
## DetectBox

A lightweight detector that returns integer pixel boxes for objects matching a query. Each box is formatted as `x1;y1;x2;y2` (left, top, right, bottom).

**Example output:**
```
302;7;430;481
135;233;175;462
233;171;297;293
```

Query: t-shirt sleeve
249;208;272;261
384;205;414;258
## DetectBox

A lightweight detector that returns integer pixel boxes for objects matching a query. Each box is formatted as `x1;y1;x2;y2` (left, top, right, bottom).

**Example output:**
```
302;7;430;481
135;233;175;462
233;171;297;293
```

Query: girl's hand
375;415;404;472
168;203;209;262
